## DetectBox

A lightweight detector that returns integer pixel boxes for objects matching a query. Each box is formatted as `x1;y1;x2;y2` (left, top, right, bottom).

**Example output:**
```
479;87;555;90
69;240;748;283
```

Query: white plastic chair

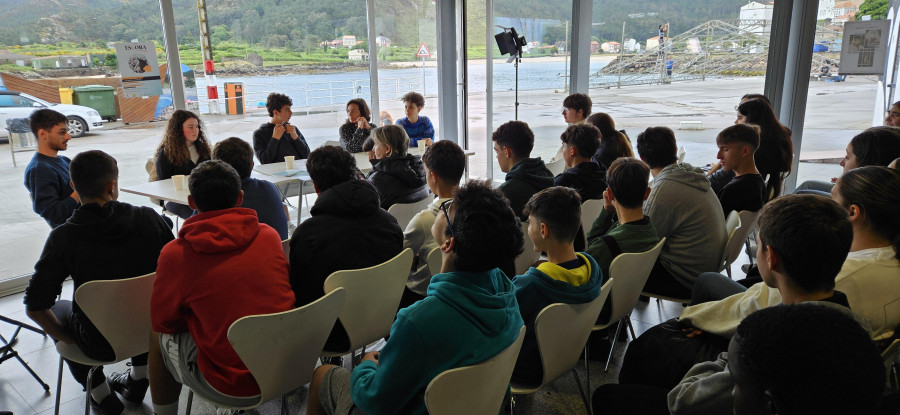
185;288;346;415
677;146;686;164
426;246;442;276
424;326;526;415
510;279;613;415
321;248;414;360
514;221;541;276
545;158;566;176
320;140;342;148
54;273;157;415
591;238;666;371
580;199;605;247
281;239;290;259
388;197;432;230
721;210;761;278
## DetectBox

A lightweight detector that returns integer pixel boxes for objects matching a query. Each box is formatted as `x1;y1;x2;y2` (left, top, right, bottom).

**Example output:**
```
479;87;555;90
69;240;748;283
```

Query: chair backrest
534;279;613;386
282;239;290;259
581;199;604;245
677;146;686;163
228;288;346;404
600;238;666;327
514;221;541;276
388;197;433;230
545;158;566;176
426;246;442;277
721;210;760;270
74;273;157;362
323;248;414;352
424;326;527;415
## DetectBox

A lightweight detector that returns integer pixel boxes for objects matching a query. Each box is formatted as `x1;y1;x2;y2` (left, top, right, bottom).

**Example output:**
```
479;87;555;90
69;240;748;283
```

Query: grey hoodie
645;163;727;288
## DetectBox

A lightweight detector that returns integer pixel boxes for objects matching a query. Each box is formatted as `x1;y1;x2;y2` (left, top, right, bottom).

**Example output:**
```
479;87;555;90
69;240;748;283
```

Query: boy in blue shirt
24;109;80;228
512;186;603;384
395;91;435;147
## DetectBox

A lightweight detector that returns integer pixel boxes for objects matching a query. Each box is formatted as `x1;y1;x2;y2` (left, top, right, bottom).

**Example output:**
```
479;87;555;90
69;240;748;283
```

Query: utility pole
564;20;569;93
198;0;220;114
618;21;625;88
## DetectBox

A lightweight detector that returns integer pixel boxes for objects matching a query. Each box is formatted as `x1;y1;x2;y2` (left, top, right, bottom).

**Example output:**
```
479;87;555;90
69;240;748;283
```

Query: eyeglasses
888;111;900;118
439;199;455;238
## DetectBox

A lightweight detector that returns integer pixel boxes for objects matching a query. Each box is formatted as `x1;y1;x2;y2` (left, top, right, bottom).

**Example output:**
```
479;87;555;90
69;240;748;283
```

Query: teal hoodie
511;253;603;384
350;268;523;415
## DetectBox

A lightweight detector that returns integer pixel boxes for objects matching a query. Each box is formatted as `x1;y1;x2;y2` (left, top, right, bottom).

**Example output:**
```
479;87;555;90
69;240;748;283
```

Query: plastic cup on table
172;175;185;190
284;156;295;169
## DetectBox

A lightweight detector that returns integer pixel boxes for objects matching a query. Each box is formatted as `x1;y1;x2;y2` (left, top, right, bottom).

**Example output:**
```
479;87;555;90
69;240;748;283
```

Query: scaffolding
592;19;844;88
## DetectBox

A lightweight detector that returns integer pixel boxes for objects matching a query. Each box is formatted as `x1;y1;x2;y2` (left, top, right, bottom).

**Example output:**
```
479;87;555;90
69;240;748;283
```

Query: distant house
818;0;858;21
0;51;33;66
834;11;856;24
739;1;773;36
646;37;661;50
600;41;620;53
33;55;89;69
590;41;600;53
342;35;357;48
376;35;391;47
624;38;640;52
348;49;368;61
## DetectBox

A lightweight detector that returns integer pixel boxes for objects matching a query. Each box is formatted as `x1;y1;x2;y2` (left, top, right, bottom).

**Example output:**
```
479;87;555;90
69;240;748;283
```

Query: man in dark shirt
713;124;766;217
252;92;310;164
554;123;606;201
23;109;79;228
492;121;554;220
24;150;174;414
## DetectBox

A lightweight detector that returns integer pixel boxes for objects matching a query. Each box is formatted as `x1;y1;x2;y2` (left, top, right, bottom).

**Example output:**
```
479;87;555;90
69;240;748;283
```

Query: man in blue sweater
24;109;79;228
308;180;524;415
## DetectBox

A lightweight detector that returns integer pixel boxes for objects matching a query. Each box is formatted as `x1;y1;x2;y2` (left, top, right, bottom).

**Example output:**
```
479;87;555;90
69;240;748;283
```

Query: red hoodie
152;207;294;396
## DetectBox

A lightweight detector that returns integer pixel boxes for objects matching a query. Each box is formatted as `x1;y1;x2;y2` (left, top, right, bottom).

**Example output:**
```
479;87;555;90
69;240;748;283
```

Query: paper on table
271;169;310;178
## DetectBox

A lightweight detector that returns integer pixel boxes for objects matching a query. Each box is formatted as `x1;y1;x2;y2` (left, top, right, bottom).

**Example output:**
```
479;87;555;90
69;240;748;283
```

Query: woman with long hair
796;126;900;196
586;112;634;172
366;125;428;210
339;98;376;153
154;109;212;218
831;166;900;337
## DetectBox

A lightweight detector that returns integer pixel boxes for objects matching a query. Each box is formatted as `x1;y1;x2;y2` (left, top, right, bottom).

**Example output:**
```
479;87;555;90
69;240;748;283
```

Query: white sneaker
215;408;243;415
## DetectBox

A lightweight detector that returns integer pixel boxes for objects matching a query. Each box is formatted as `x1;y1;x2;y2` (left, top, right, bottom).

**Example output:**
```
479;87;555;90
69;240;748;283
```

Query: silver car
0;90;104;139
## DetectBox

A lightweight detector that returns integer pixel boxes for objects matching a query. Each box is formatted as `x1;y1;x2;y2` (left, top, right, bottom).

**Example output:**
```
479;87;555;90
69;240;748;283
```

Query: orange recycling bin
224;82;244;115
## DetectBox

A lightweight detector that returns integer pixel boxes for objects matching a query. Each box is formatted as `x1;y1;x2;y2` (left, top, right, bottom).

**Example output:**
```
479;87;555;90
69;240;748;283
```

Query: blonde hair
371;124;409;157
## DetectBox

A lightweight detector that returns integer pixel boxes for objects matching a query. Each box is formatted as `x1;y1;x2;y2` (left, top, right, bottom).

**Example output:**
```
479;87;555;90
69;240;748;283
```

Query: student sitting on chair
23;109;80;228
511;186;603;385
213;137;289;239
399;140;465;309
308;180;524;415
395;92;435;148
339;98;377;153
252;92;311;164
711;124;765;217
554;123;606;202
493;120;554;220
148;160;295;415
153;110;212;219
25;150;174;415
290;145;403;351
617;194;855;392
366;125;429;210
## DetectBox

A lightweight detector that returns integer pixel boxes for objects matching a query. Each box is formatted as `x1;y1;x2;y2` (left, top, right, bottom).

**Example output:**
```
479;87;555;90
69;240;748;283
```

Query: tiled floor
0;250;753;414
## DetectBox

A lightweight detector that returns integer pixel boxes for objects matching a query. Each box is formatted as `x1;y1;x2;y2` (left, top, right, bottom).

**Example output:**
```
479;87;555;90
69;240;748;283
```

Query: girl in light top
154;110;211;219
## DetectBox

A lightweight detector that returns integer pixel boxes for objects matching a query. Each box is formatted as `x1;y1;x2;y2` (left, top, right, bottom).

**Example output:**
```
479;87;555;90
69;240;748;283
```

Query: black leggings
51;301;147;388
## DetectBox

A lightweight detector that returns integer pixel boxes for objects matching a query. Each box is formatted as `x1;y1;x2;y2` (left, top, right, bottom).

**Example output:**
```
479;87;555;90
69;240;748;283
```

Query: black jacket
252;123;311;164
367;154;429;210
289;180;403;348
24;201;174;360
498;157;555;220
155;147;209;180
554;160;607;202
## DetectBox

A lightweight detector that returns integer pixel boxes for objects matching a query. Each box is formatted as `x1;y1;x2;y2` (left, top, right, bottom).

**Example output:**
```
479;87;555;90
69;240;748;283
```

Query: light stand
0;314;50;390
495;27;527;120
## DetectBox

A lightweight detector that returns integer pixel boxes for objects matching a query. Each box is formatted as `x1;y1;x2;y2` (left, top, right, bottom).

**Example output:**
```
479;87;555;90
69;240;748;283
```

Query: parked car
0;90;104;139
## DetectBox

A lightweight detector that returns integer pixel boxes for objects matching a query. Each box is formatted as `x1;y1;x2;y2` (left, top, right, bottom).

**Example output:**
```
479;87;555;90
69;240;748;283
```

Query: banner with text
115;42;163;98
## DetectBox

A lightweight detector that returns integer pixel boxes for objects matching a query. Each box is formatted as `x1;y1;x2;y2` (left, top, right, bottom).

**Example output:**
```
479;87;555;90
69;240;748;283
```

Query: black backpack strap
601;234;623;258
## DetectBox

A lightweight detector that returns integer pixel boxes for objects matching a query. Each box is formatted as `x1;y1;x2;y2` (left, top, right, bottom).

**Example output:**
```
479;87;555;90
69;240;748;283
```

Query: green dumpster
72;85;117;121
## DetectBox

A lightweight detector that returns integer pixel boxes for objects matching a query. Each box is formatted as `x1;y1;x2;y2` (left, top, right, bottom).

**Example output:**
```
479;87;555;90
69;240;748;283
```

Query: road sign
416;43;431;58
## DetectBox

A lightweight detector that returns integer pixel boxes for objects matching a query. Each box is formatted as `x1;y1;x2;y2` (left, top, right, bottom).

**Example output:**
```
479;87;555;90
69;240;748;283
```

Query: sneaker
215;408;244;415
90;394;124;415
107;370;149;403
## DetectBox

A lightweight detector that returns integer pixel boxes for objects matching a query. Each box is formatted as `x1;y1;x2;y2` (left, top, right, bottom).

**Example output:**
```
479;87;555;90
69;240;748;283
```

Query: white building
600;41;620;53
819;0;859;22
624;38;640;52
375;35;391;47
739;1;773;36
348;49;368;61
342;35;357;48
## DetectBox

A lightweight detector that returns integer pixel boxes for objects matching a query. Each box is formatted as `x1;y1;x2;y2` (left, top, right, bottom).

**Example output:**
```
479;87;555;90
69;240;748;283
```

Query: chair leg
85;366;99;415
583;345;592;414
186;390;194;415
54;356;64;415
571;369;591;414
281;393;289;415
626;317;637;340
605;319;624;372
509;395;516;415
